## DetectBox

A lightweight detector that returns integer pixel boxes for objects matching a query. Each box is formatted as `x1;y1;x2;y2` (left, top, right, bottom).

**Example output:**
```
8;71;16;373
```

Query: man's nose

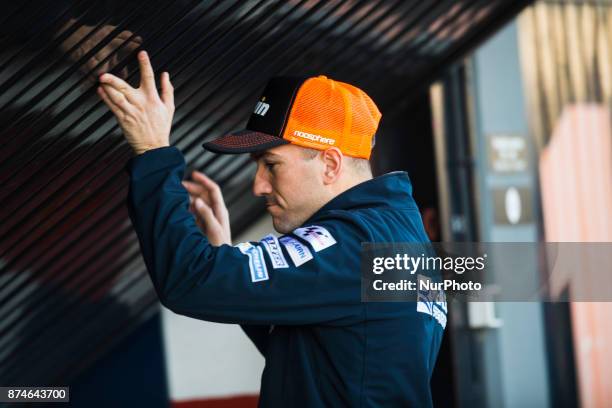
252;164;272;197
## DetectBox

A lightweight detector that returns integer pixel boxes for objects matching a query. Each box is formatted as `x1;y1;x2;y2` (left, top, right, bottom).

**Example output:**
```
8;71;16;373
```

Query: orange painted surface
539;104;612;408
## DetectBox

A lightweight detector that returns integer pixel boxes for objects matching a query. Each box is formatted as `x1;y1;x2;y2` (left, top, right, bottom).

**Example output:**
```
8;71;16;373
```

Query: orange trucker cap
202;76;382;159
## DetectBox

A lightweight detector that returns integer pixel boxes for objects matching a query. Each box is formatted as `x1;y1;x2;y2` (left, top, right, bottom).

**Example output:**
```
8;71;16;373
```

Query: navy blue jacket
127;147;446;407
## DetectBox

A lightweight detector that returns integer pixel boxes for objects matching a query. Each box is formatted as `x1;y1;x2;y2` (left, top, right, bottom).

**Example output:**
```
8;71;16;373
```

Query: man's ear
321;147;343;185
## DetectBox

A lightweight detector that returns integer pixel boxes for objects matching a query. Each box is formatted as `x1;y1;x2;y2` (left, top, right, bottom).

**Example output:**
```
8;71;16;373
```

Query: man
98;51;446;407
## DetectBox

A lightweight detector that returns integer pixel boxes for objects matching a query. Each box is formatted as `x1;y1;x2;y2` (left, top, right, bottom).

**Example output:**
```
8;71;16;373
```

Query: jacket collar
314;171;417;215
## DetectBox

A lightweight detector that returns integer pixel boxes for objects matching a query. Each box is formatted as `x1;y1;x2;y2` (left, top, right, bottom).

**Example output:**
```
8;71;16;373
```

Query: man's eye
265;162;277;171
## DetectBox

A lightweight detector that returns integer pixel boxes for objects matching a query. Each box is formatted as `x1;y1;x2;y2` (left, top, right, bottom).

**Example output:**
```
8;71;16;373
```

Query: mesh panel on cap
208;131;279;148
346;83;382;155
284;77;346;148
282;76;381;159
203;130;289;154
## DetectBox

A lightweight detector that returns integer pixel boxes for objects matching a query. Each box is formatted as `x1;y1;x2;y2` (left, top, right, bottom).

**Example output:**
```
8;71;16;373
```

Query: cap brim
202;129;289;154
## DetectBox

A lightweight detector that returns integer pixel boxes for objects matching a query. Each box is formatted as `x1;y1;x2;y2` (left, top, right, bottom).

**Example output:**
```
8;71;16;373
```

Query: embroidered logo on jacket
280;236;313;267
293;225;337;252
260;234;289;269
236;242;269;282
416;275;447;329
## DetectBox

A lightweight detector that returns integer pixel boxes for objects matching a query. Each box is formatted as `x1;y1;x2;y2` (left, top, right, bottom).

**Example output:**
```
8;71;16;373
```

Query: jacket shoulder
315;206;428;243
311;209;376;243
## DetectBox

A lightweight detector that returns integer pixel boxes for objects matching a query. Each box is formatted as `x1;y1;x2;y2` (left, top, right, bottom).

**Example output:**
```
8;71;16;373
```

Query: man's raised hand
182;171;232;246
97;50;174;155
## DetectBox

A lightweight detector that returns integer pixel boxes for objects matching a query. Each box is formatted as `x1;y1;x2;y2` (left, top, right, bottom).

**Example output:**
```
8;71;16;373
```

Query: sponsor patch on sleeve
236;242;269;282
416;275;447;329
292;225;337;252
260;234;289;269
279;236;313;267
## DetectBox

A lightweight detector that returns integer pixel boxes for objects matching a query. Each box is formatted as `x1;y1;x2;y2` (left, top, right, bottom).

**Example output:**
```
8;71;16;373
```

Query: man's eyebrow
251;151;281;160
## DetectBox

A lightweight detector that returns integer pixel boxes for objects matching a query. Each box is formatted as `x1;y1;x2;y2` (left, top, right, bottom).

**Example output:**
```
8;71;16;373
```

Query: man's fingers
183;181;216;212
101;84;132;112
137;50;156;94
184;174;217;206
161;72;174;110
97;86;122;116
182;180;205;197
192;172;228;222
189;200;205;231
184;173;229;228
189;178;231;246
99;72;134;93
194;198;221;231
99;72;136;102
192;171;226;208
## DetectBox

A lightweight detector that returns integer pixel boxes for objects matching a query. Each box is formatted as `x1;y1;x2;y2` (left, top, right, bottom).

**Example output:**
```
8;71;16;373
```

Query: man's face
252;144;324;234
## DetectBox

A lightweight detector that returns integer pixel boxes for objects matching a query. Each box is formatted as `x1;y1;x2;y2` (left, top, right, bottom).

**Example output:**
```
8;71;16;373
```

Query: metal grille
0;0;531;385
